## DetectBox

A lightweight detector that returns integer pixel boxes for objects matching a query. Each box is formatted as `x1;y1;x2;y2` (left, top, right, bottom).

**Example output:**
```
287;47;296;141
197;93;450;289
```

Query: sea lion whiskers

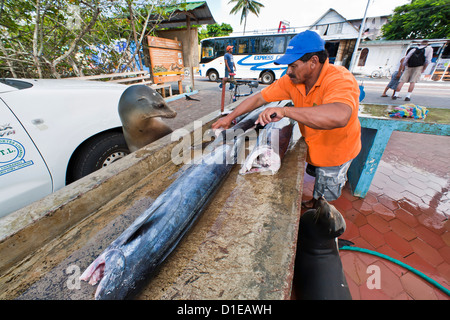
118;85;177;152
313;206;322;224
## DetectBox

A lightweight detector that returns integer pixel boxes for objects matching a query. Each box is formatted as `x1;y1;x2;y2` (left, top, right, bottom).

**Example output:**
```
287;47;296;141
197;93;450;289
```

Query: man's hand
211;92;268;130
255;107;286;126
212;115;233;130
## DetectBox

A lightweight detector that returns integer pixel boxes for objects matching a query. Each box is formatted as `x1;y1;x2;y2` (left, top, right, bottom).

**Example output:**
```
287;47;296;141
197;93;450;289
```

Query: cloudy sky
204;0;410;34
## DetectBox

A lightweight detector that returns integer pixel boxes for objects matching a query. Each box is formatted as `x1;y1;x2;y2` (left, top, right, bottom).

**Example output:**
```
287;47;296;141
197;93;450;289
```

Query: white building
308;9;360;69
354;39;450;81
309;8;450;81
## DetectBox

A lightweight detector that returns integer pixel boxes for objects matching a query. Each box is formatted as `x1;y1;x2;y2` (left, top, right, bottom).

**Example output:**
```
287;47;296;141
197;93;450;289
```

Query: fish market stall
0;104;306;300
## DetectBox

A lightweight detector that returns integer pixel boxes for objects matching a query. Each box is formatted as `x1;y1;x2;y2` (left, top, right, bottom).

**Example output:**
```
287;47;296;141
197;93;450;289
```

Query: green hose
340;245;450;297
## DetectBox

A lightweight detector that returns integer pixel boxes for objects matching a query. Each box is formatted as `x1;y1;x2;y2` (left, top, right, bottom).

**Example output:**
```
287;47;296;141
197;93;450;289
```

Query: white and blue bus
199;33;299;84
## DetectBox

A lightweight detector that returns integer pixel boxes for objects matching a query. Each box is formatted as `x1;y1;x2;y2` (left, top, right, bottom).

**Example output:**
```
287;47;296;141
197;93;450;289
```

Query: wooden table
0;112;306;300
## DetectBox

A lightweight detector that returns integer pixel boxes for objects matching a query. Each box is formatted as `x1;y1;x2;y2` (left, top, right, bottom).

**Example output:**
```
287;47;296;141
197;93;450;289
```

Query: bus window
200;39;215;63
215;39;226;58
249;38;260;53
237;38;249;54
259;36;286;54
261;36;274;54
273;37;286;53
229;39;237;52
201;40;215;59
286;34;296;44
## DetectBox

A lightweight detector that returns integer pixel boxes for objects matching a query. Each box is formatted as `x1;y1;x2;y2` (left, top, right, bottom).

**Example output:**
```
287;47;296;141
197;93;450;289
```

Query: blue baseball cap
274;30;325;65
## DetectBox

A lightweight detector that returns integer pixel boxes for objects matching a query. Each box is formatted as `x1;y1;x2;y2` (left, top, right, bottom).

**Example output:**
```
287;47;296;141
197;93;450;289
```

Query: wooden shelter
148;2;216;90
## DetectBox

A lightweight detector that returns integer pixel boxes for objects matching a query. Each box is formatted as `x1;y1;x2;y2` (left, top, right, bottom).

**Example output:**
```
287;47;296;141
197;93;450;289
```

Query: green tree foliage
0;0;182;78
381;0;450;40
228;0;264;34
198;23;233;42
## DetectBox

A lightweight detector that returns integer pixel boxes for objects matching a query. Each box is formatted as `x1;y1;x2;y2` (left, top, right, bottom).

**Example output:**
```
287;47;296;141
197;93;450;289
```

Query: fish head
240;145;281;175
94;249;127;300
118;85;177;128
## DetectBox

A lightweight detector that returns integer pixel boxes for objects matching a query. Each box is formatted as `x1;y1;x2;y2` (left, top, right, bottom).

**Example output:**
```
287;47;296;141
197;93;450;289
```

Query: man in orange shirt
212;30;361;207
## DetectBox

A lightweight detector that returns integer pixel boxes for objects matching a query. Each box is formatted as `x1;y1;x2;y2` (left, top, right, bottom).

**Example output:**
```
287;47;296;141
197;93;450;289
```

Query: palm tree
228;0;265;35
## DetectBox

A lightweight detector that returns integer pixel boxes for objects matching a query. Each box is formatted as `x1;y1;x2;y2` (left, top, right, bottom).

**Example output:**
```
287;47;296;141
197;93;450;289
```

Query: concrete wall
353;41;410;76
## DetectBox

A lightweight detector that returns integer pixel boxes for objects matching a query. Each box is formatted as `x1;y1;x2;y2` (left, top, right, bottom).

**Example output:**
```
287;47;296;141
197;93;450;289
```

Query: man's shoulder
269;74;294;89
325;64;355;82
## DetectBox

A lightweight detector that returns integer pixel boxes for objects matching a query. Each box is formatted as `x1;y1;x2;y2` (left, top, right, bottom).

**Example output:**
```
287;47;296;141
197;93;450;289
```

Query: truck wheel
68;132;130;183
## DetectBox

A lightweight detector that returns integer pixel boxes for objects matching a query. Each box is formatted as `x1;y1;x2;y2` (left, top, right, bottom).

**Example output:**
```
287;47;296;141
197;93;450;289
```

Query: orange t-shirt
261;60;361;167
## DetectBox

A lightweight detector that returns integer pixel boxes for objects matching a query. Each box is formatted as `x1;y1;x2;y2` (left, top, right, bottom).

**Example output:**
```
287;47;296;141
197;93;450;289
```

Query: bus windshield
201;39;215;62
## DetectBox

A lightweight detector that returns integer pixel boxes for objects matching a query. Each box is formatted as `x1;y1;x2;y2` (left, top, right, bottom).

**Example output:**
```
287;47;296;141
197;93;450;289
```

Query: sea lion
293;196;352;300
118;85;177;152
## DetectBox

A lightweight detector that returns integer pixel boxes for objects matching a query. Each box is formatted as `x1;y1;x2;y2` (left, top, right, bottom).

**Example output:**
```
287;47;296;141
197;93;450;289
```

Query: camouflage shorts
310;159;353;202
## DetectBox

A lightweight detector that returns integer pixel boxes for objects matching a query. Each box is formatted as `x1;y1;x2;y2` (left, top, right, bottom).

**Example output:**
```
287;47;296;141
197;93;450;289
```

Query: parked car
0;78;130;218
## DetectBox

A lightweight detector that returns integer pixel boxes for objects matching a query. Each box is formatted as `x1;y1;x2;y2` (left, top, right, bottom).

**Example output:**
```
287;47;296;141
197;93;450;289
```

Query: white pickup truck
0;78;130;218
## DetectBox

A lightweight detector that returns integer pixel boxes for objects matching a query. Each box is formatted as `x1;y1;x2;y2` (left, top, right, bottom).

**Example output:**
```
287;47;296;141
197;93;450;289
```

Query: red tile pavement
301;131;450;300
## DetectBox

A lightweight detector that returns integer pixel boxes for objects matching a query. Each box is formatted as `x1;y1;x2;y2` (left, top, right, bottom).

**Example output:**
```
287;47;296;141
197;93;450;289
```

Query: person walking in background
219;45;236;91
381;49;413;98
392;40;433;101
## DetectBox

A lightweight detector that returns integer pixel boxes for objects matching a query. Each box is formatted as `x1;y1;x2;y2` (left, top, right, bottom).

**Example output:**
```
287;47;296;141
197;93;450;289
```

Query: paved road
187;75;450;109
355;77;450;109
164;75;449;131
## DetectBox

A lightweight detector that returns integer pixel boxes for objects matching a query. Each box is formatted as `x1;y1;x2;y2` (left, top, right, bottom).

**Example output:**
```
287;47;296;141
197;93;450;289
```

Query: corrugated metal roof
155;1;216;29
165;1;207;13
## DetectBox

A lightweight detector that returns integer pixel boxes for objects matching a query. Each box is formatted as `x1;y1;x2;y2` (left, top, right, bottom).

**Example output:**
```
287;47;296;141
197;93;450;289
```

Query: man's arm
211;92;268;129
398;56;406;75
256;102;353;130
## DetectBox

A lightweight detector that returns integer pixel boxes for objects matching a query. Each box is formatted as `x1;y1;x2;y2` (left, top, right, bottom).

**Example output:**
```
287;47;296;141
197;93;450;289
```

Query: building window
358;48;369;66
328;23;343;35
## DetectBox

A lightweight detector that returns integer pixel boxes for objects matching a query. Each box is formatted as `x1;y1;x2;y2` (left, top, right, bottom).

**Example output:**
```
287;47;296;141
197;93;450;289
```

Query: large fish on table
80;105;270;300
239;116;295;175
